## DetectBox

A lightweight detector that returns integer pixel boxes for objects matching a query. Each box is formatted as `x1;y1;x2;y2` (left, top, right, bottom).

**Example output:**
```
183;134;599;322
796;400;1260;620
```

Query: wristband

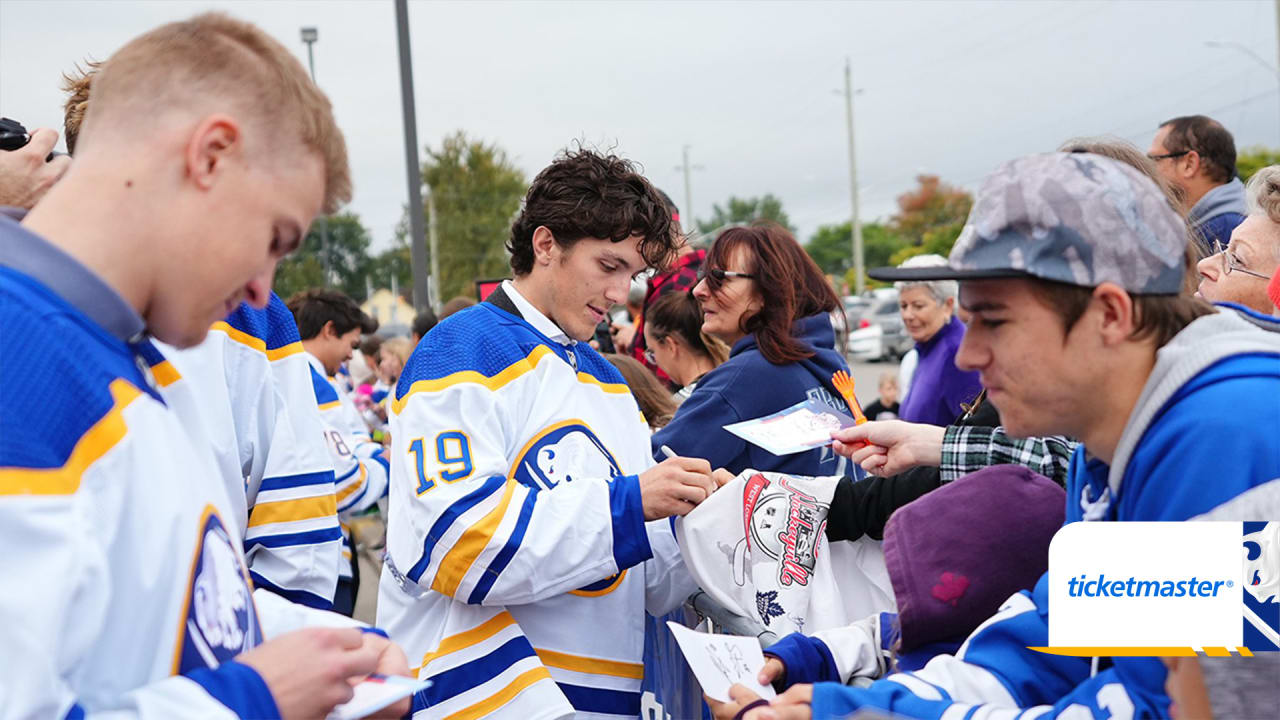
734;698;770;720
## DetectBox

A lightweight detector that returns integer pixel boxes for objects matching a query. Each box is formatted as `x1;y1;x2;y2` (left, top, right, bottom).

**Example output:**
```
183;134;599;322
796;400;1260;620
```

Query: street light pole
1205;39;1280;144
300;27;331;288
394;0;431;313
843;57;865;295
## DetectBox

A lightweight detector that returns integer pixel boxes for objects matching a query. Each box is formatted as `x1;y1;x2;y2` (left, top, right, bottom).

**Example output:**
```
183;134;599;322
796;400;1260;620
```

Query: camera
0;117;62;161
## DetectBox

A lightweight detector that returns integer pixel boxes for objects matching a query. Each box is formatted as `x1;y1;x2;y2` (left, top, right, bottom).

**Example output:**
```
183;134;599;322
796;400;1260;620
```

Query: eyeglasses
1147;151;1190;162
697;267;756;290
1212;239;1272;280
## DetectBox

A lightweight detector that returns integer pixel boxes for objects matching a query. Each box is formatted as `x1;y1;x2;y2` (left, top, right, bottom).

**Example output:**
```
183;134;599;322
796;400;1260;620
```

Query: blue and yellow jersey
0;264;274;718
377;298;694;720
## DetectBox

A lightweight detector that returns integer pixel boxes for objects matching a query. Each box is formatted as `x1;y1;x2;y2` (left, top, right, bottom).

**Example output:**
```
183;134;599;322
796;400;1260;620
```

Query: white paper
723;398;856;456
327;675;430;720
665;621;776;703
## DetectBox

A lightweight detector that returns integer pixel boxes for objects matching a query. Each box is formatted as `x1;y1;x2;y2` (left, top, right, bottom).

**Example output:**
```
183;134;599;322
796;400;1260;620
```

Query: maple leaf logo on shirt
756;590;785;626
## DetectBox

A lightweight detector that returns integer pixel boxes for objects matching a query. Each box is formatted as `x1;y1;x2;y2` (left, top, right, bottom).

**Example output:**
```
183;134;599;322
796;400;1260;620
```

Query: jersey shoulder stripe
0;267;157;474
309;365;341;406
215;292;304;361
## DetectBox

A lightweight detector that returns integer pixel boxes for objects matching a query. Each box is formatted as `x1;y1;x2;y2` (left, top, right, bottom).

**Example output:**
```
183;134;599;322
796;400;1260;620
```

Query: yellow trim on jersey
391;346;554;414
318;399;341;411
442;666;553;720
149;360;181;388
575;371;630;394
209;321;304;362
336;463;368;504
247;494;337;528
0;379;142;496
415;611;518;672
568;570;628;597
533;648;644;679
431;479;519;597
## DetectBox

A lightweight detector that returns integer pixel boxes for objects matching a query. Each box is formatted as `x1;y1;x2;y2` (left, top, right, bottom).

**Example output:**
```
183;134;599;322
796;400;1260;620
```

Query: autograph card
328;675;430;720
723;398;856;456
666;621;776;703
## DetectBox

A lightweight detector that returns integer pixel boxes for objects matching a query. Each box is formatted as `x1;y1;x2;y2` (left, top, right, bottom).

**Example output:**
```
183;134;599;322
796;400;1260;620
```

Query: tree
1237;146;1280;183
403;131;527;301
891;175;972;246
274;212;375;302
697;194;795;235
806;221;908;280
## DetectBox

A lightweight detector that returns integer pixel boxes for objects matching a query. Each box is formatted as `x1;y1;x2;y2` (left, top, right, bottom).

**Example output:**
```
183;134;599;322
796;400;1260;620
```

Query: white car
846;321;884;361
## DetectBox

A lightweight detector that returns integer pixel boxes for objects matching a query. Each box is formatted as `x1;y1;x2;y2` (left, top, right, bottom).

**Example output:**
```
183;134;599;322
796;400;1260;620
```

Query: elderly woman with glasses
650;223;854;477
892;254;983;427
1195;165;1280;314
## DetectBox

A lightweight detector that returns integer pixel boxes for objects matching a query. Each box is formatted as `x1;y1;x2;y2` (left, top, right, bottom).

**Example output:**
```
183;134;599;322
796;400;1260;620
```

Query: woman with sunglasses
642;288;729;402
1195;165;1280;314
650;223;853;478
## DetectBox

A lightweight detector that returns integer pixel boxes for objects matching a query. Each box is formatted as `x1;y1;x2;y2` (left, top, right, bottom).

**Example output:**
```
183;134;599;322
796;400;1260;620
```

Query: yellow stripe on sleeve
533;648;644;679
391;346;553;414
318;399;341;411
575;372;631;394
336;463;368;504
209;322;303;362
442;666;553;720
149;360;181;388
0;380;142;496
416;611;518;671
247;494;337;528
431;480;519;597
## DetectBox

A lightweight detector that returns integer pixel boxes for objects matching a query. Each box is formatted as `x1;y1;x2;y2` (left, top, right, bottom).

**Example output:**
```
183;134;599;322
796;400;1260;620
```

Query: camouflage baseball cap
869;152;1188;293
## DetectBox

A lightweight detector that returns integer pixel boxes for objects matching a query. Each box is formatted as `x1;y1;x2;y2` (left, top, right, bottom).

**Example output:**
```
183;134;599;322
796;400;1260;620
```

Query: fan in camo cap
870;152;1187;294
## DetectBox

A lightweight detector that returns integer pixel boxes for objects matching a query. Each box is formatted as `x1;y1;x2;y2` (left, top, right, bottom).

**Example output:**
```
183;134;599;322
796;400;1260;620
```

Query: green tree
274;212;375;302
1237;146;1280;183
696;194;794;235
807;221;909;283
891;175;972;246
405;131;527;300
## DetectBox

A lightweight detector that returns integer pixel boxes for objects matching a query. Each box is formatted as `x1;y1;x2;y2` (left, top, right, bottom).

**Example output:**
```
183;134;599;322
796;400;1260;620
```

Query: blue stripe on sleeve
249;571;334;611
406;474;508;584
423;636;538;707
558;683;641;716
244;526;343;550
185;661;281;719
370;448;390;475
334;463;361;483
258;469;335;493
607;474;652;570
466;487;539;605
63;704;85;720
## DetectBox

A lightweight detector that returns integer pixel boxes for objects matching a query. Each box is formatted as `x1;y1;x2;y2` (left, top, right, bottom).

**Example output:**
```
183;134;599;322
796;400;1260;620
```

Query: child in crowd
861;372;900;421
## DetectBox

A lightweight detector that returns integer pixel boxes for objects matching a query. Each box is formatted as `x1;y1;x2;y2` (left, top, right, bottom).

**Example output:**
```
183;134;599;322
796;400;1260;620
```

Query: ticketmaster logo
1067;574;1236;598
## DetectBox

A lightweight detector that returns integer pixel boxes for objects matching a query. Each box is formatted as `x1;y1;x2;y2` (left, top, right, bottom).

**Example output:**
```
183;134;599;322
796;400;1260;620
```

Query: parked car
845;290;911;362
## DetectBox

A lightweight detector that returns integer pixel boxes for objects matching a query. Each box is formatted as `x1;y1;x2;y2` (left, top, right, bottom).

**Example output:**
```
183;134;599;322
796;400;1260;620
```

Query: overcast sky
4;0;1278;252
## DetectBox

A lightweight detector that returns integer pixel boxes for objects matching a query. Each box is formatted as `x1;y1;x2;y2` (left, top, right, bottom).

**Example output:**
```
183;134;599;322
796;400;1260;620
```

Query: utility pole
843;57;865;295
676;145;703;231
300;27;331;287
425;184;440;311
394;0;431;313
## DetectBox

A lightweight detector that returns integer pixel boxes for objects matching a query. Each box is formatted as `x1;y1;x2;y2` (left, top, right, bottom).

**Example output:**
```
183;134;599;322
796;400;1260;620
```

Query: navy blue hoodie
651;314;852;477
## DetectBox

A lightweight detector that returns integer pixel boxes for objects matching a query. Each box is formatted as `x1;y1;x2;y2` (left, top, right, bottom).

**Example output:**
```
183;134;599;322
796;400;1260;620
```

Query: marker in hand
660;445;678;460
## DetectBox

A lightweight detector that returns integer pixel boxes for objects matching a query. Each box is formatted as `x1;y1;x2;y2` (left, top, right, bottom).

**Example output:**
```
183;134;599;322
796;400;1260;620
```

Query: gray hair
1244;166;1280;262
893;253;957;304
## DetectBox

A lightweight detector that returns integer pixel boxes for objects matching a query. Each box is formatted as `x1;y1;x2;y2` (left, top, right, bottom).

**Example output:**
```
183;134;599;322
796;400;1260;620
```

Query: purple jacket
898;315;981;426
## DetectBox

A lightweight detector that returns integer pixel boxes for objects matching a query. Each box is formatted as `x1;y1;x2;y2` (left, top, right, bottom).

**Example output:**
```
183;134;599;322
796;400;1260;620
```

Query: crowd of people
1;11;1278;720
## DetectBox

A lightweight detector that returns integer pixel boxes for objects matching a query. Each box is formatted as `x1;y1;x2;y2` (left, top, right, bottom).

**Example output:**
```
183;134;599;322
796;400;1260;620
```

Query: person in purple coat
894;254;982;426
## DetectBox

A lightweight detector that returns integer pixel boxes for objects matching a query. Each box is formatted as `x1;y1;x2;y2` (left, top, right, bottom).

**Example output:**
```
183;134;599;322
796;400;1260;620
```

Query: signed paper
723;398;856;456
328;675;430;720
666;621;776;703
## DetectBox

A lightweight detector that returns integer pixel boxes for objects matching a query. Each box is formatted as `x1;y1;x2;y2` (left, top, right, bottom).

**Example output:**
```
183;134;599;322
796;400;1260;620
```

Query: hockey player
378;149;719;719
715;152;1280;719
0;13;408;718
289;288;392;616
60;58;344;613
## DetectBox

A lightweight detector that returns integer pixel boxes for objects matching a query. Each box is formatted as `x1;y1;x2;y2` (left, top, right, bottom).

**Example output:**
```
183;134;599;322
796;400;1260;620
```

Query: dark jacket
651;314;851;477
825;400;1000;543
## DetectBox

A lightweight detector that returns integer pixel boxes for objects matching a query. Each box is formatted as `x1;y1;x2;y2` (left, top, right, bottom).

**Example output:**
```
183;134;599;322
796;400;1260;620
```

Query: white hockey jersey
0;232;278;718
154;294;342;609
377;282;695;720
303;351;390;581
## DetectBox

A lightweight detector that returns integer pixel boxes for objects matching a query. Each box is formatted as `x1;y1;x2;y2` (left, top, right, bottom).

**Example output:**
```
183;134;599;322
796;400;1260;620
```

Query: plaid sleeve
940;425;1077;486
